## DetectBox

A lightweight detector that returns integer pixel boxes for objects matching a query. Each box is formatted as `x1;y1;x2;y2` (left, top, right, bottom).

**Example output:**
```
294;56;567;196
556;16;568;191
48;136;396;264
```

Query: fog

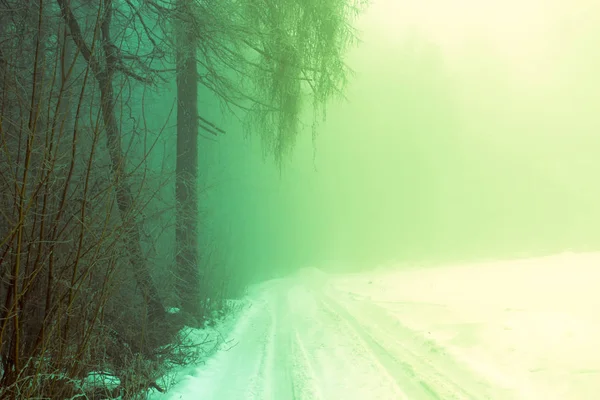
201;0;600;279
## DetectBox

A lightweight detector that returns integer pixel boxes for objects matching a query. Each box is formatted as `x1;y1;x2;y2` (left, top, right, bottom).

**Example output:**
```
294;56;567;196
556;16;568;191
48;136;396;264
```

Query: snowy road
157;253;600;400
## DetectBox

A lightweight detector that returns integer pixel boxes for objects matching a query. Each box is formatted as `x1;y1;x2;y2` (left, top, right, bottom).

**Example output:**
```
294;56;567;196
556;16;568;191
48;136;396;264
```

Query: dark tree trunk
175;0;201;320
56;0;165;325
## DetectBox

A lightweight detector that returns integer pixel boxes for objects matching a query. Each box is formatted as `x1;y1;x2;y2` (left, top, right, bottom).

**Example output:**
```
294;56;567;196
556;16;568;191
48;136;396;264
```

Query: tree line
0;0;365;398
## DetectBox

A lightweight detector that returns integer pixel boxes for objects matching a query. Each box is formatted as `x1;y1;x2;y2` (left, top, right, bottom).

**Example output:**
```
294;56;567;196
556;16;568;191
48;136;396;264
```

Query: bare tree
0;0;180;397
55;0;167;323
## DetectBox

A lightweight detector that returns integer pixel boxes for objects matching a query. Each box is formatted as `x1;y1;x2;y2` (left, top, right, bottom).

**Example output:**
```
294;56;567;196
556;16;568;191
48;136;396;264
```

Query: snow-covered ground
151;252;600;399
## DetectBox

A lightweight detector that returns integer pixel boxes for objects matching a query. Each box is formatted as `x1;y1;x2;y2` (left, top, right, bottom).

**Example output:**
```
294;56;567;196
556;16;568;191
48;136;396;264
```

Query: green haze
174;0;600;281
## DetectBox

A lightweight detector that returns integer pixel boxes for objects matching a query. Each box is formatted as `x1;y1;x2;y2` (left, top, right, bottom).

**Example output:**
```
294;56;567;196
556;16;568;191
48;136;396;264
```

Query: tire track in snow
319;289;503;399
284;284;326;400
253;293;278;399
268;284;297;400
287;284;410;399
252;284;300;400
184;291;278;400
317;295;435;399
243;295;277;400
289;327;325;400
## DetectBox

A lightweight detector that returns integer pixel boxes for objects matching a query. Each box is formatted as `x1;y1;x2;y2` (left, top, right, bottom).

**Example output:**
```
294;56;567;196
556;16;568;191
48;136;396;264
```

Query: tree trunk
99;73;166;323
56;0;165;324
174;0;201;320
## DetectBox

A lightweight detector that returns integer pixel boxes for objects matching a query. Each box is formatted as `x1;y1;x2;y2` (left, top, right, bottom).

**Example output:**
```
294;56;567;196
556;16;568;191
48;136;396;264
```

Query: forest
4;0;600;397
0;0;366;398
